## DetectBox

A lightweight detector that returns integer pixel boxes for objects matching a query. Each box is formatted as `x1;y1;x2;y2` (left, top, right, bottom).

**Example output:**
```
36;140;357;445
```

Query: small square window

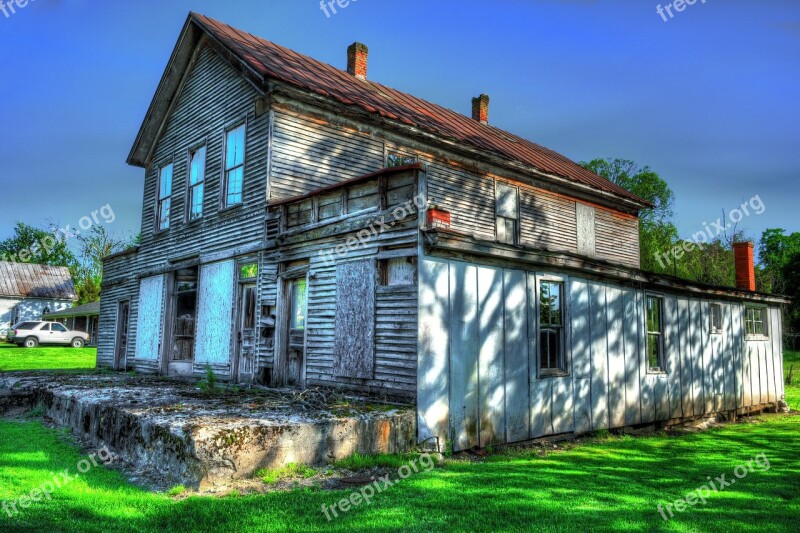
379;257;417;286
745;306;768;338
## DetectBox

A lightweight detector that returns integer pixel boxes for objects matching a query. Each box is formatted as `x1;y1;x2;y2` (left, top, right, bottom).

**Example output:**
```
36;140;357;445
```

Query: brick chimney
472;94;490;124
733;241;756;292
347;42;368;80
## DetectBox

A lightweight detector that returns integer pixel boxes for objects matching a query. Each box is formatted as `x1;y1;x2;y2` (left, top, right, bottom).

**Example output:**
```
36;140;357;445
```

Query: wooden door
236;283;258;383
115;301;130;370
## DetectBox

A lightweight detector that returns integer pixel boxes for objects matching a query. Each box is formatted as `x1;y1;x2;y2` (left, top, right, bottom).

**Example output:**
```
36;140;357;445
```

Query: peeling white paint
195;260;235;367
135;275;165;361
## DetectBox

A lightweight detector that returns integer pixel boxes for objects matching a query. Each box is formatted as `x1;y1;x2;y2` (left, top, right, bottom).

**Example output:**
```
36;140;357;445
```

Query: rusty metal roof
0;261;77;300
187;13;648;207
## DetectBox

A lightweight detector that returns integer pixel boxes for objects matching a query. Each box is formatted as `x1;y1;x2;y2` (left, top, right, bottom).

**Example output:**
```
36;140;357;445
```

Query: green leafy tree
0;222;77;269
73;226;134;304
757;229;800;294
580;158;679;274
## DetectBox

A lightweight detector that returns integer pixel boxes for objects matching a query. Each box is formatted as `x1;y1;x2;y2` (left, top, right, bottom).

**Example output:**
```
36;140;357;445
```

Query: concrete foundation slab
0;373;416;489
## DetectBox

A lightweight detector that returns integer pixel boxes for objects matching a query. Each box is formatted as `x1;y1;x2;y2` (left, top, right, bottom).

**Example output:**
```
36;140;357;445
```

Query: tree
73;226;133;304
757;229;800;294
0;222;77;269
580;158;679;274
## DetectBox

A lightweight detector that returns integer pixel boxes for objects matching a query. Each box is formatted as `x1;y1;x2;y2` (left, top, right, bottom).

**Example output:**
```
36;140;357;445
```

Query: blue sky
0;0;798;251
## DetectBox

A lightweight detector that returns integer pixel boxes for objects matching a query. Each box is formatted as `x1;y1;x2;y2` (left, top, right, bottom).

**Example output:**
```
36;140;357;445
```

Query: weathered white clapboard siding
426;166;640;268
268;169;421;397
594;208;640;268
97;250;139;369
418;254;785;451
269;107;385;200
136;45;268;274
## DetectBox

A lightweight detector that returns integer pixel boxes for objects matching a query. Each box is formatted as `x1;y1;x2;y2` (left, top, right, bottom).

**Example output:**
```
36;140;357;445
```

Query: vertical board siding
570;279;593;434
194;260;235;368
589;283;610;430
622;289;642;425
418;256;785;451
448;263;479;450
664;296;683;419
477;266;506;446
690;300;705;415
607;287;626;428
503;270;530;442
417;257;450;444
134;275;165;362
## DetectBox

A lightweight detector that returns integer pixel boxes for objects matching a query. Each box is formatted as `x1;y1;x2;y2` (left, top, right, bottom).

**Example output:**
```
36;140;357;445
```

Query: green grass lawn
0;343;96;372
0;350;797;531
1;413;798;531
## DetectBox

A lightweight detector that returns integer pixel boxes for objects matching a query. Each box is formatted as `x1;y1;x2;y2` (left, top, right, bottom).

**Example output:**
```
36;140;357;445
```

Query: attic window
387;152;416;168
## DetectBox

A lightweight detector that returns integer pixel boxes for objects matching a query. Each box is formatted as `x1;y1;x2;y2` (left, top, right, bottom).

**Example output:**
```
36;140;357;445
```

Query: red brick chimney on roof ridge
347;42;368;80
733;241;756;292
472;94;490;125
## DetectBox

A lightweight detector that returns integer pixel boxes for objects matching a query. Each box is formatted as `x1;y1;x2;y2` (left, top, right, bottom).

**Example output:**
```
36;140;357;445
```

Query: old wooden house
0;261;76;336
99;13;789;451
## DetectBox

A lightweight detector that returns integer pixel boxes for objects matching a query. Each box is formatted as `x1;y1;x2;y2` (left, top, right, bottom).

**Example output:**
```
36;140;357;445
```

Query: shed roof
43;301;100;319
0;262;77;300
129;13;650;209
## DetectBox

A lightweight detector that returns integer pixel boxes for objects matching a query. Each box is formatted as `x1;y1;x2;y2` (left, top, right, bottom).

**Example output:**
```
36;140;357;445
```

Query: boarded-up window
386;174;417;210
576;203;596;258
194;260;235;366
347;180;380;213
286;199;313;228
135;275;165;361
380;257;417;286
334;260;376;378
318;191;343;221
496;182;519;245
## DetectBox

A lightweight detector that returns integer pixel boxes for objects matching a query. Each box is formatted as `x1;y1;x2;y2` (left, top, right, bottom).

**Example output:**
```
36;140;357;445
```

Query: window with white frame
188;146;206;220
496;182;519;245
224;124;245;207
539;280;566;376
157;164;173;231
646;295;665;372
745;306;768;337
710;303;723;334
